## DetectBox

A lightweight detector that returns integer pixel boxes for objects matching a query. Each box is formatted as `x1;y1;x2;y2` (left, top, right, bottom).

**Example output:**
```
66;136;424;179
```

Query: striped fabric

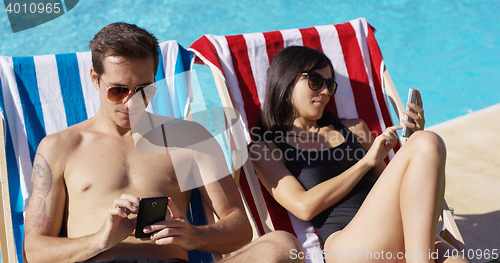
189;17;400;262
0;41;213;263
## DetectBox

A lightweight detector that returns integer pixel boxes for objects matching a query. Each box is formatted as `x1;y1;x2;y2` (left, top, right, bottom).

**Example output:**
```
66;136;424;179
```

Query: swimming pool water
1;0;499;127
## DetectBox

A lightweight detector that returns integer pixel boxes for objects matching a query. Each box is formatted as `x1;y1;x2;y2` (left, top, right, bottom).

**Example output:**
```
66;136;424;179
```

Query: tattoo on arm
26;153;54;232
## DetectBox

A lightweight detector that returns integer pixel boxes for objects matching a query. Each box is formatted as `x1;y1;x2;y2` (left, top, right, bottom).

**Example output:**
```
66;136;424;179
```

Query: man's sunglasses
101;80;157;102
302;72;338;96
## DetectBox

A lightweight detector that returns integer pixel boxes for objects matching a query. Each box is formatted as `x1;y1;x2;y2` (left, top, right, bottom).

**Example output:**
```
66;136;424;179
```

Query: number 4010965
444;249;498;260
6;2;61;14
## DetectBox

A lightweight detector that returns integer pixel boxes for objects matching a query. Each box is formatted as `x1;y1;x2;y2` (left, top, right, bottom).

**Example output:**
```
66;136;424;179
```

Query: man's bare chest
63;137;187;197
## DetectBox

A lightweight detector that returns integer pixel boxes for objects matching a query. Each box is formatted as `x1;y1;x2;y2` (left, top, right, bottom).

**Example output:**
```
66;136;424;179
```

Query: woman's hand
402;89;425;131
364;126;402;168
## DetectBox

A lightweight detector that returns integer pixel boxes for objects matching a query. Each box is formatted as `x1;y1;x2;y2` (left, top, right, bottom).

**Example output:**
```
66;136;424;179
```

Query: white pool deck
428;103;500;263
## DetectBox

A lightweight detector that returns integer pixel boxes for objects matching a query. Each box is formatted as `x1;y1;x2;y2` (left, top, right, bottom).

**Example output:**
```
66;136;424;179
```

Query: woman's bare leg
323;131;446;263
400;131;446;262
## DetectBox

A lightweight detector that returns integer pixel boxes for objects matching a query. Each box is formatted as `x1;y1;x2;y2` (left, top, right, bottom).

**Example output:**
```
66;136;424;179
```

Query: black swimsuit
283;121;376;247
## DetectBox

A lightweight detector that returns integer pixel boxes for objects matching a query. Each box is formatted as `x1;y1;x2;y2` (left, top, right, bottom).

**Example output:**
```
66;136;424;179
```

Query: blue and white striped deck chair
0;41;215;263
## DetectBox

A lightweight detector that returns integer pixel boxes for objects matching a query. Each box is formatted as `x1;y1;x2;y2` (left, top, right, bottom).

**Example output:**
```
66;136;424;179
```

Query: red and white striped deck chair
189;17;465;262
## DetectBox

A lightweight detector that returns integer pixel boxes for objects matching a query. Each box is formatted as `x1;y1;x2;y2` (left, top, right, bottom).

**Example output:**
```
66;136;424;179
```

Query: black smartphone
402;88;417;138
135;195;169;238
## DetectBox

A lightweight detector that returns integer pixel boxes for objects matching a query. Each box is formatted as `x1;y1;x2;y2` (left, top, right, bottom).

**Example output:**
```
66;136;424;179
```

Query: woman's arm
250;119;400;222
251;140;372;221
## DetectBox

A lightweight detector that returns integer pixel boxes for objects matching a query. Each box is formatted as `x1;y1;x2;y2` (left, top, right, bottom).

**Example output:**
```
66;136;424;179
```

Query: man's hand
144;197;200;250
99;194;139;251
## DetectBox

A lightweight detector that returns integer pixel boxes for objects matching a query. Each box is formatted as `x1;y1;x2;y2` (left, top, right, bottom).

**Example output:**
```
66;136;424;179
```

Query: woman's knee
407;130;447;158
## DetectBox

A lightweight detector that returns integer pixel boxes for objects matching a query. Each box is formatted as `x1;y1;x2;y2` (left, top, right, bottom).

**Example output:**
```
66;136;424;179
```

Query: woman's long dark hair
258;46;336;150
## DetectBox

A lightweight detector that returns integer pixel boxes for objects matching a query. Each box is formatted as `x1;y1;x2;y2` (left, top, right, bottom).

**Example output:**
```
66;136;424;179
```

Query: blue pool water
1;0;499;127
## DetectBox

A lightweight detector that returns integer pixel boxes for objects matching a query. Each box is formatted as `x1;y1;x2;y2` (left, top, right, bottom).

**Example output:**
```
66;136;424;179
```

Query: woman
250;46;468;263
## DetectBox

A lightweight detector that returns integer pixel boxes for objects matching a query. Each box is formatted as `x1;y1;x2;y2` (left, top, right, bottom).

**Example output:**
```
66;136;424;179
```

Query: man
23;23;302;263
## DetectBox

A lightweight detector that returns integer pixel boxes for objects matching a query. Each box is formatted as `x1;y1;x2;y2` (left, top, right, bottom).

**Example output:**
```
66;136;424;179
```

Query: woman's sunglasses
302;72;338;96
101;80;157;102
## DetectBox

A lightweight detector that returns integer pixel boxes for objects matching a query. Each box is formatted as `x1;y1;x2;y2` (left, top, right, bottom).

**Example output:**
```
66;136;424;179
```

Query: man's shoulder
37;119;91;154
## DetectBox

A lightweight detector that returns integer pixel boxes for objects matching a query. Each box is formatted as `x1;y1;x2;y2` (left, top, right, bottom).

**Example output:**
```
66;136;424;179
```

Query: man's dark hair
89;22;159;77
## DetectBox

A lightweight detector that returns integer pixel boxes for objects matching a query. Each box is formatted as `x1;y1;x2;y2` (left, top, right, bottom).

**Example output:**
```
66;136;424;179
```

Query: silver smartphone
402;88;417;138
135;196;169;238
